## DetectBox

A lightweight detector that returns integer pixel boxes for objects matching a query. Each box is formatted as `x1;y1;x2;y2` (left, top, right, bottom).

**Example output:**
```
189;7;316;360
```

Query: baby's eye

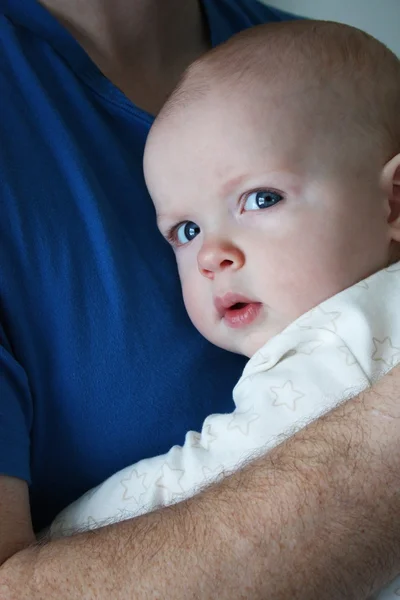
175;221;201;245
243;190;284;211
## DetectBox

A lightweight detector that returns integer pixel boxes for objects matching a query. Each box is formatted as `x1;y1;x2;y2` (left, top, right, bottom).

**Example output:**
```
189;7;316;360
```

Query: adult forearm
1;366;399;600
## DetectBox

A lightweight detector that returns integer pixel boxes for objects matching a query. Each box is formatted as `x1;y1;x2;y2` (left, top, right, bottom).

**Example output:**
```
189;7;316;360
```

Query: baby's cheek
181;276;209;335
262;240;338;318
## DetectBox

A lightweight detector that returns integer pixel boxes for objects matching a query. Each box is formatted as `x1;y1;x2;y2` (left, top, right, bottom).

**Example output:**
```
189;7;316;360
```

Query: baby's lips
214;292;256;317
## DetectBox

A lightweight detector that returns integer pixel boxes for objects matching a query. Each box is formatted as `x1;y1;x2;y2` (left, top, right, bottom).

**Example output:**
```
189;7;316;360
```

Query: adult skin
0;365;399;599
0;1;399;598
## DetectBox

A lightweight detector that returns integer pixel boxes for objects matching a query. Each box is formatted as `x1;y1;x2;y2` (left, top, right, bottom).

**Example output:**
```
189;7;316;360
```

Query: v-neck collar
0;0;252;120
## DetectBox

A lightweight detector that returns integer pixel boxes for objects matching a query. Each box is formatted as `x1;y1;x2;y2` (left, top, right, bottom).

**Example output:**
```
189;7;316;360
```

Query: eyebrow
218;173;249;198
156;213;183;233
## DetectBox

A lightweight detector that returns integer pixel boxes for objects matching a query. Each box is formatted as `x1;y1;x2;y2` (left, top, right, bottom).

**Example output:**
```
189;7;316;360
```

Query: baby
51;21;400;598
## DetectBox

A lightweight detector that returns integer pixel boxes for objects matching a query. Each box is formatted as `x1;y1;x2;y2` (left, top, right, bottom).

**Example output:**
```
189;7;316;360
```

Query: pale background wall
264;0;400;56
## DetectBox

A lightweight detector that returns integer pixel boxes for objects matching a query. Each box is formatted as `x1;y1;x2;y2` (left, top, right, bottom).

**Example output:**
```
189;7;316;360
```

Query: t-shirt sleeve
0;322;32;483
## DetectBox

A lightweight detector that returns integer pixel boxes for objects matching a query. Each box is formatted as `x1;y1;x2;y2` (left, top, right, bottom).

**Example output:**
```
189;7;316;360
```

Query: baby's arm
51;265;400;541
50;330;375;538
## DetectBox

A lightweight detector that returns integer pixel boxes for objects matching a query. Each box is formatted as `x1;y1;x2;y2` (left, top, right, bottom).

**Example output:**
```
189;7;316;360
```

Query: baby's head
144;20;400;358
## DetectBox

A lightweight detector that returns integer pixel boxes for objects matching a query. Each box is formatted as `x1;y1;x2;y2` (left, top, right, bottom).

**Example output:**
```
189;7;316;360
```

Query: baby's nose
197;240;245;280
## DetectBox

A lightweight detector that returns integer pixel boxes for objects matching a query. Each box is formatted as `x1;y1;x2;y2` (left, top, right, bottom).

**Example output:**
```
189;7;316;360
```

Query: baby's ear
381;153;400;242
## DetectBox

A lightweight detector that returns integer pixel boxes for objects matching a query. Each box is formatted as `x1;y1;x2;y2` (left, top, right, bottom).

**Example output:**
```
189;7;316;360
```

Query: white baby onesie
51;263;400;599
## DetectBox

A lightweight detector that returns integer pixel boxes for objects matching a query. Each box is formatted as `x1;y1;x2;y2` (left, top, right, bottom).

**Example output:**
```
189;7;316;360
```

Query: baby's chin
215;331;274;360
209;320;294;359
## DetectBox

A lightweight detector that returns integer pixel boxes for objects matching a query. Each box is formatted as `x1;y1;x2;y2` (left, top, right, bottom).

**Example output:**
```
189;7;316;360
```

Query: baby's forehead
160;66;354;159
153;76;332;166
158;70;345;160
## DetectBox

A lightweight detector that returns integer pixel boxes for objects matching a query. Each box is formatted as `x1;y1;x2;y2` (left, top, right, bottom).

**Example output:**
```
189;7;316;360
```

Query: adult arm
0;366;399;600
0;477;35;566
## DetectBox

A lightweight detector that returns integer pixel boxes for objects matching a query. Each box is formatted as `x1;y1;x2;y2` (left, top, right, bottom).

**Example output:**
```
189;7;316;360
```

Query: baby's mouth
214;294;263;329
223;302;262;329
228;302;249;311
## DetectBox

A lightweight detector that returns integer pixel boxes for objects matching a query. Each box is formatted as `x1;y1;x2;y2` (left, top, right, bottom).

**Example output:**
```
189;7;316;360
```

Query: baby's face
144;87;392;358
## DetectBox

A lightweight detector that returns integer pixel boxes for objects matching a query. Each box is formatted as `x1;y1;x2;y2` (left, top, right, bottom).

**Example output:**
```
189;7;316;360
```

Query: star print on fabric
190;424;218;450
270;380;305;411
371;337;400;368
202;464;224;479
155;462;185;498
245;373;259;385
338;345;357;366
255;348;271;363
295;340;324;355
120;468;148;503
190;432;202;446
227;406;260;435
86;516;100;531
247;350;270;371
356;279;369;289
386;262;400;273
296;307;341;333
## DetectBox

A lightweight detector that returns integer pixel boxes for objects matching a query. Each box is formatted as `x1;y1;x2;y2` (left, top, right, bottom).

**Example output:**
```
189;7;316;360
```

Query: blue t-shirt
0;0;296;531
